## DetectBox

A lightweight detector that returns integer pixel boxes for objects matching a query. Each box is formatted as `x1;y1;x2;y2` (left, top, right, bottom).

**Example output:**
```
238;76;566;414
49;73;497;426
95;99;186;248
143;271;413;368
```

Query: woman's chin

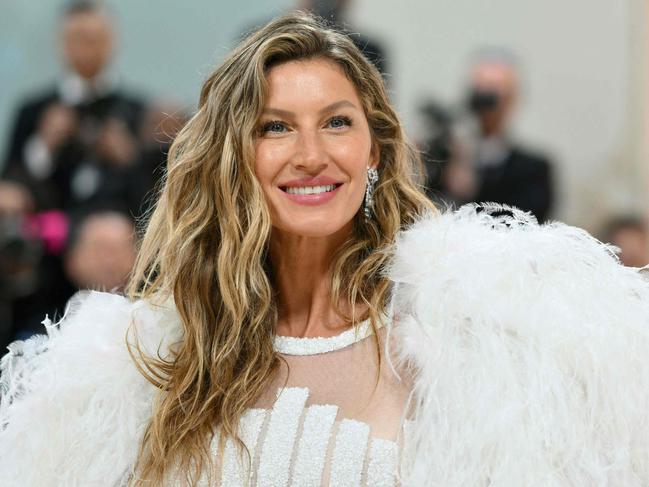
273;217;354;239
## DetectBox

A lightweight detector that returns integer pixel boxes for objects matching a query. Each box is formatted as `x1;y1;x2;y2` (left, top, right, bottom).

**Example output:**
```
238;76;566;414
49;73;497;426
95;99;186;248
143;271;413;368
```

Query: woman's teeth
284;184;337;195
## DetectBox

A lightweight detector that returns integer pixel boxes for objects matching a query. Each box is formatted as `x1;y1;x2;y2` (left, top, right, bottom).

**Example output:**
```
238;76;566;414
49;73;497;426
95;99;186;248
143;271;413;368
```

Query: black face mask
468;90;500;113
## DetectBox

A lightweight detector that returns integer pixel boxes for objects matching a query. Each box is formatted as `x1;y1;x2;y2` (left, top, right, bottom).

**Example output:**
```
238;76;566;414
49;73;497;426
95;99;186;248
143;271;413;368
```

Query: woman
2;11;649;487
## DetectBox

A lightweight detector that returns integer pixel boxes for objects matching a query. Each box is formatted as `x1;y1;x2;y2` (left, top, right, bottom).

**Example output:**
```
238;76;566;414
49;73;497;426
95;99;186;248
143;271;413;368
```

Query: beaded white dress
193;320;411;487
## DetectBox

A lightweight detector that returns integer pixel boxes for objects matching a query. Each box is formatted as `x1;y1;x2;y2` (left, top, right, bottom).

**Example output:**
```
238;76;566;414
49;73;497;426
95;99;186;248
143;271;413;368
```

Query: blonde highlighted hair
127;10;434;484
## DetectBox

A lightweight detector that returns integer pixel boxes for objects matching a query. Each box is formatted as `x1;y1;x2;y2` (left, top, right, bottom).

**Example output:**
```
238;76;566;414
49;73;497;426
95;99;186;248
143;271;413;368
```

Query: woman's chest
192;386;405;487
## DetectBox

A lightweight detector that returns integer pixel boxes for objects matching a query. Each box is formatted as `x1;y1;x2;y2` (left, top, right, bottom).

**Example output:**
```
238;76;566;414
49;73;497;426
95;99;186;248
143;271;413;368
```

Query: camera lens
468;90;500;113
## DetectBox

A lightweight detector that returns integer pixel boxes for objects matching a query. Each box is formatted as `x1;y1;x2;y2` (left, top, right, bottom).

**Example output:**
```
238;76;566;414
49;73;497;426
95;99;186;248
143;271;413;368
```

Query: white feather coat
1;204;649;486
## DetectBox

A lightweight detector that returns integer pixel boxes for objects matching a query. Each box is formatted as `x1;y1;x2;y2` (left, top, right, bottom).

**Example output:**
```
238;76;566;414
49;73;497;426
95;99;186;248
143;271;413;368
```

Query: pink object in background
25;211;69;255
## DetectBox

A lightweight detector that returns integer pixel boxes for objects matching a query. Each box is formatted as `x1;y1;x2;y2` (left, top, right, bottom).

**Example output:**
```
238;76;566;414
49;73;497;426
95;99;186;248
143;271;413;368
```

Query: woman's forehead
263;58;361;112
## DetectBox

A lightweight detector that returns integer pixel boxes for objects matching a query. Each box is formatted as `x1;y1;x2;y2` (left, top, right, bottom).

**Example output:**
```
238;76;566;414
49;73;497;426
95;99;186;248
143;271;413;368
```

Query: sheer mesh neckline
273;319;376;356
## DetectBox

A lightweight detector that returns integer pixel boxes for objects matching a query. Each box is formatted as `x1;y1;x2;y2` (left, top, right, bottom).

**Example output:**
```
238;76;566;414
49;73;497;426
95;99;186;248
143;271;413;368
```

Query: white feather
0;291;182;486
389;204;649;486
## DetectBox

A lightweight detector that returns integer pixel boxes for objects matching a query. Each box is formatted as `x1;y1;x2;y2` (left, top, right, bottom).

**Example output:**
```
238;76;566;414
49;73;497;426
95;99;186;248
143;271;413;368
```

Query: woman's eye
327;116;352;129
262;121;287;134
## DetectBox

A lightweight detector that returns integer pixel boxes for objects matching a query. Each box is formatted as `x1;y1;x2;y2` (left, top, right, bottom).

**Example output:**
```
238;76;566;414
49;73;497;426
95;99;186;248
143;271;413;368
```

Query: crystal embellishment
273;320;375;356
186;386;402;486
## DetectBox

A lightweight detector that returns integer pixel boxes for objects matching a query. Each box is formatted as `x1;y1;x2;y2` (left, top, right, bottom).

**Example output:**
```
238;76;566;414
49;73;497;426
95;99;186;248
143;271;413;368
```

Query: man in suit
2;0;146;214
427;51;554;222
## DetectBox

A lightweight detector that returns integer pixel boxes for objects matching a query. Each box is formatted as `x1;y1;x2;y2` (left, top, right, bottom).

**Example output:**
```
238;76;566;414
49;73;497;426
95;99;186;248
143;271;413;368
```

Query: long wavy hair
127;10;434;485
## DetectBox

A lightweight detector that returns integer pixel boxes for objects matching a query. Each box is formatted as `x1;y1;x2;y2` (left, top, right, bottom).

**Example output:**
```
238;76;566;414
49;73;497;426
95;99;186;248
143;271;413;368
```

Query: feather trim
390;204;649;486
0;291;182;486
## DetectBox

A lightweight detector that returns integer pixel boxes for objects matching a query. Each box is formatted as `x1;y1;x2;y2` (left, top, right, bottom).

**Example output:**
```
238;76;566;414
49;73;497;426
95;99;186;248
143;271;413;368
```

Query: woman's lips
280;183;342;206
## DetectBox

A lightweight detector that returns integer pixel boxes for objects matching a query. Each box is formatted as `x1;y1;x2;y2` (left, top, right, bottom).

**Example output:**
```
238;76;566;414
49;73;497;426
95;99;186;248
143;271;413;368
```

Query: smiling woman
255;59;377;239
4;9;649;487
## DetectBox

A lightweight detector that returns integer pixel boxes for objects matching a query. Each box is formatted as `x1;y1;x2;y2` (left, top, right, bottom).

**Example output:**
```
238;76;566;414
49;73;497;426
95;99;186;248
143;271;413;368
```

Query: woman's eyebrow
261;100;358;117
319;99;357;113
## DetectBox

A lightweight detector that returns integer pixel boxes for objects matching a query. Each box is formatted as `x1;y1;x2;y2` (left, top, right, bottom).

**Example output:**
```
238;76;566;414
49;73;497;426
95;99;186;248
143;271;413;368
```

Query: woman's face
254;57;377;238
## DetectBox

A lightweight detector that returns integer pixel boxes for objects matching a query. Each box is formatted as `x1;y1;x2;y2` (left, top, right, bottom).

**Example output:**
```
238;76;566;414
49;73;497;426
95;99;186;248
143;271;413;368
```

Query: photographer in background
1;0;146;214
0;209;137;350
64;211;136;293
418;99;456;204
0;191;73;350
437;50;555;222
602;216;649;268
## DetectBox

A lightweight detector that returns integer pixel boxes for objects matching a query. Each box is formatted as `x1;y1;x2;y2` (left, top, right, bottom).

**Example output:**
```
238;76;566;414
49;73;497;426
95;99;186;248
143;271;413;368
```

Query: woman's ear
369;143;380;170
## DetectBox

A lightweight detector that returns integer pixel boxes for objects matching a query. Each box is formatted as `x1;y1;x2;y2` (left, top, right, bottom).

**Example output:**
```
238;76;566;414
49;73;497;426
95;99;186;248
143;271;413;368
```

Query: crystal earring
364;167;379;220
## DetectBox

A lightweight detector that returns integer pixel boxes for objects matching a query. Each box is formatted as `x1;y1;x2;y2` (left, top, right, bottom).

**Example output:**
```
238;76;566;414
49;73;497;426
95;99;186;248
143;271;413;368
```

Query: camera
468;90;500;113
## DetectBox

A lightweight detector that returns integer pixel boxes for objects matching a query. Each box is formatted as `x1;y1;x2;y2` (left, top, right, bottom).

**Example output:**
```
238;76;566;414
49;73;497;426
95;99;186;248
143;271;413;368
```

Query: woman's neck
269;225;354;338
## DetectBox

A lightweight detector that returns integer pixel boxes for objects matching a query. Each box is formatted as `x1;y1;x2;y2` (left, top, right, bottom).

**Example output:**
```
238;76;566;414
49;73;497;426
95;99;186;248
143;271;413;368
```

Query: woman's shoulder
0;290;182;485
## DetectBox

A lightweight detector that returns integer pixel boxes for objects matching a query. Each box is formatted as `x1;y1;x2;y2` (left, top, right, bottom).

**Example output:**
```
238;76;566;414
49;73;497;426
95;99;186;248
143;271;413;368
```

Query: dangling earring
364;166;379;220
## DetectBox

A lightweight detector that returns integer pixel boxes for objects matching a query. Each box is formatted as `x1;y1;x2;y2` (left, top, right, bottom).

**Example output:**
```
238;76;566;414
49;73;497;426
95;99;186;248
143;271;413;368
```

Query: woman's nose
292;131;328;170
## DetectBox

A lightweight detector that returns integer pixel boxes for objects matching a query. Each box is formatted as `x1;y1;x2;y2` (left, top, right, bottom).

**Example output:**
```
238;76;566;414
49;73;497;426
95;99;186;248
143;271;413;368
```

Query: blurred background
0;0;647;348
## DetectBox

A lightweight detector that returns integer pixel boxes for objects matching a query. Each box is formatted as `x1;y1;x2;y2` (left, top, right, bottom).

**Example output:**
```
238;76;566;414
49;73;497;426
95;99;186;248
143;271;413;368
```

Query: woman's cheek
256;142;291;180
331;133;371;165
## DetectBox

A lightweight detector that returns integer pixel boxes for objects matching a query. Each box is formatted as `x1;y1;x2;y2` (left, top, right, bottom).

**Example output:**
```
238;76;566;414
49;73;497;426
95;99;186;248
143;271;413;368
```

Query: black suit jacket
3;86;146;212
475;147;554;223
425;144;554;223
